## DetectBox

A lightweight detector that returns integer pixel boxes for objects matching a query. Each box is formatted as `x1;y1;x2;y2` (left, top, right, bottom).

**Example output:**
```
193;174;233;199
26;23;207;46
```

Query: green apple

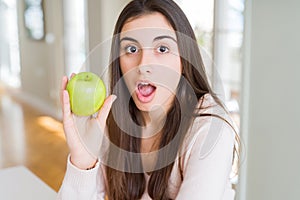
66;72;106;116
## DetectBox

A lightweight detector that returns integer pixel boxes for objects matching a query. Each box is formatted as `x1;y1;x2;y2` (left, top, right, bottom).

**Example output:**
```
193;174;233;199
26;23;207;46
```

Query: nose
137;48;153;74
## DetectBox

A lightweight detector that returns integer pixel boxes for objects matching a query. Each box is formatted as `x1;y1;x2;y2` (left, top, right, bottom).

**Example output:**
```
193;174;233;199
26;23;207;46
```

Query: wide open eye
125;45;139;54
156;45;169;54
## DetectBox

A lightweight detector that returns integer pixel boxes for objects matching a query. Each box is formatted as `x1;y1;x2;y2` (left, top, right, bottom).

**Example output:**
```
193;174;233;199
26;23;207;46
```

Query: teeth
139;82;149;86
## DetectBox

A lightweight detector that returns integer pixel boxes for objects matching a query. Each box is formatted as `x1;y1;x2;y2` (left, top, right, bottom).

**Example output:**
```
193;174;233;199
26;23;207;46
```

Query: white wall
17;0;65;119
238;0;300;199
86;0;130;76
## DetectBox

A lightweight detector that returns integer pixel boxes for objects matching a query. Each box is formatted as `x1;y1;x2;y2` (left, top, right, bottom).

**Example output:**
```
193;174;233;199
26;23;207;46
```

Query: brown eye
157;45;169;53
125;45;139;54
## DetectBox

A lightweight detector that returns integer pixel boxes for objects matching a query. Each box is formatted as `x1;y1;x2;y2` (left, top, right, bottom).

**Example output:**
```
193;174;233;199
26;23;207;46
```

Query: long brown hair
106;0;240;199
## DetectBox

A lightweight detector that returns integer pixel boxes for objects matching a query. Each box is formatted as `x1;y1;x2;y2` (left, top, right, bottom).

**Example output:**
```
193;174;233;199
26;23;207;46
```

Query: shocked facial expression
119;12;182;113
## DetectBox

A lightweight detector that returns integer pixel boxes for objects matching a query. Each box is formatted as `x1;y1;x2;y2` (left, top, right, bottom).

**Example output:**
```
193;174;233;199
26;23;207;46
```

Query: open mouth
136;81;157;103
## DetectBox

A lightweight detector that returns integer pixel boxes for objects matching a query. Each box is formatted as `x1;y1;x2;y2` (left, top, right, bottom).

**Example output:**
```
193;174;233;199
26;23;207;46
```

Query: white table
0;166;57;200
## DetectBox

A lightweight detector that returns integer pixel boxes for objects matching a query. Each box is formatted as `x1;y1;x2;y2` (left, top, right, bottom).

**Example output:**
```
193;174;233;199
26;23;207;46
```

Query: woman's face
119;12;182;113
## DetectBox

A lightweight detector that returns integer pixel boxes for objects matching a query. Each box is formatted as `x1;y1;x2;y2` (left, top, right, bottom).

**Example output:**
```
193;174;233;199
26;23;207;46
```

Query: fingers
60;76;68;106
96;95;117;126
63;90;72;119
70;73;76;79
60;74;76;109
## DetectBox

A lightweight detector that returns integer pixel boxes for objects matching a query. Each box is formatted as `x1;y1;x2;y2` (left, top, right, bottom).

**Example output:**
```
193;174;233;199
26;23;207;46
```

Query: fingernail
112;95;117;102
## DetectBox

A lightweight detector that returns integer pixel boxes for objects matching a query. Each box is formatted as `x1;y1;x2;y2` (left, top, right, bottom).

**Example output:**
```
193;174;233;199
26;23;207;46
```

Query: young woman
58;0;240;199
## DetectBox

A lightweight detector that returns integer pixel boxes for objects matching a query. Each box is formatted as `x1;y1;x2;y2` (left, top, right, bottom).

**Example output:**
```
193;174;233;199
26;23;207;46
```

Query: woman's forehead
122;12;173;31
120;27;177;44
120;12;176;42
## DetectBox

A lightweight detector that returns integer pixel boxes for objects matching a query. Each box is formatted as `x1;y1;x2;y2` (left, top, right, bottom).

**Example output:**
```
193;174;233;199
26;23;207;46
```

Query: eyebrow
119;35;177;44
120;37;138;43
153;35;177;43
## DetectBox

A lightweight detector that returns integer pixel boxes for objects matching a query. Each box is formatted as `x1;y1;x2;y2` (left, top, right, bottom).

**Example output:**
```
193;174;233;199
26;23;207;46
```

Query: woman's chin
134;101;154;112
133;99;168;113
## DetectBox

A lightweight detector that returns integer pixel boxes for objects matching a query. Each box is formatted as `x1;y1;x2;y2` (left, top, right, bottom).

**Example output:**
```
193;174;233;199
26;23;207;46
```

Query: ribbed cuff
64;155;100;191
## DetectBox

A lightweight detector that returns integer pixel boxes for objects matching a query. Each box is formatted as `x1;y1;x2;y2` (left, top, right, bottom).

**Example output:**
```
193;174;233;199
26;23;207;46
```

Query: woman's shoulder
197;93;226;115
179;93;236;163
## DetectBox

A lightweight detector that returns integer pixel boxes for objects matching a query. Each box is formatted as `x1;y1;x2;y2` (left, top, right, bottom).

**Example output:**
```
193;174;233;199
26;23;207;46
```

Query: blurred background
0;0;299;199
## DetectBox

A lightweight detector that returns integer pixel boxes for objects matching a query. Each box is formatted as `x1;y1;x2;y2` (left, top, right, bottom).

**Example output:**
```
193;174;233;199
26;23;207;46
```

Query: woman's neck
141;107;166;139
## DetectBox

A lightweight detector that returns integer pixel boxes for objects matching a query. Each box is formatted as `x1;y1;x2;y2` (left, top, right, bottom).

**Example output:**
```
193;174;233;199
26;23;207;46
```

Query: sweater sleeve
56;155;106;200
175;117;236;200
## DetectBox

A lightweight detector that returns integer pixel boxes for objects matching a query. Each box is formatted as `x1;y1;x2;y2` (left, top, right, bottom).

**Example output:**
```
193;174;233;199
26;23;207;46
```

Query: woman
58;0;240;199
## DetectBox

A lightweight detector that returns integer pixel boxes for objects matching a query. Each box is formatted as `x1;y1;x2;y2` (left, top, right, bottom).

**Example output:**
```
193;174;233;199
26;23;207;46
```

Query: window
63;0;87;76
24;0;45;40
0;0;21;87
214;0;244;126
175;0;244;127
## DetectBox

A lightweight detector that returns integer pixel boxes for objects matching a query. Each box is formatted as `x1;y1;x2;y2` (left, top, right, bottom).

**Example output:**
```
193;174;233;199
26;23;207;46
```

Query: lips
136;81;156;103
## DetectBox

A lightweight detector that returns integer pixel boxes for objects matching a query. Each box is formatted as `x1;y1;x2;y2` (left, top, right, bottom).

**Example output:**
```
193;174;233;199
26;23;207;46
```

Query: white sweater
57;94;236;200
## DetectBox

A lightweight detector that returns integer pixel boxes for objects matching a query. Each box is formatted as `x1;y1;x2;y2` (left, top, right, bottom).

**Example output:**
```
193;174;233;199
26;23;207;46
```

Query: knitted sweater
57;94;236;200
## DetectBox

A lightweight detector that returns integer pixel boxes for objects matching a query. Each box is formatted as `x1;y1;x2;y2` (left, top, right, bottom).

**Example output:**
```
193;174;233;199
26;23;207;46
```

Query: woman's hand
60;75;116;170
